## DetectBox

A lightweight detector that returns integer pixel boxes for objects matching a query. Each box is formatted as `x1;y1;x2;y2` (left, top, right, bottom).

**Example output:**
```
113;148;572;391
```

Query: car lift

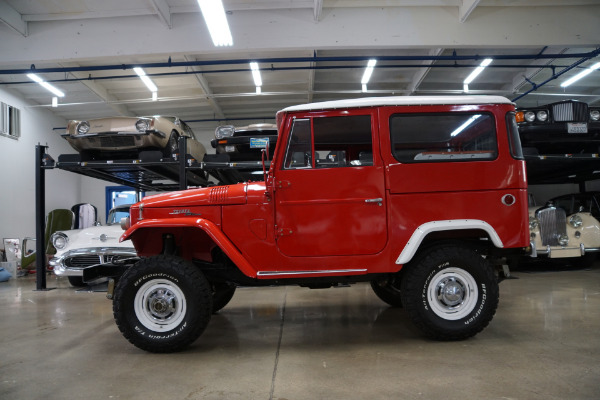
34;137;269;289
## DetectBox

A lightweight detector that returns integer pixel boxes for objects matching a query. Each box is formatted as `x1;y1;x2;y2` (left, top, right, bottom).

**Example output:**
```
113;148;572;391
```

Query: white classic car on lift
49;204;138;286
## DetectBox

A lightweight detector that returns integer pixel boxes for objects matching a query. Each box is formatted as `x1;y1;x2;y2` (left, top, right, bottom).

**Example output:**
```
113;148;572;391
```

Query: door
274;113;387;257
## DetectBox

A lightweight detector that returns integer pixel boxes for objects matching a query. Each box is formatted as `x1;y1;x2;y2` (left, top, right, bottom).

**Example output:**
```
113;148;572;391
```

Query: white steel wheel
427;267;478;321
134;279;187;332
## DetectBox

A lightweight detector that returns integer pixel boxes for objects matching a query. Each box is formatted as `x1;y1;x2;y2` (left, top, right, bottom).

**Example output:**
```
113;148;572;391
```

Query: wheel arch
124;218;257;278
396;219;504;265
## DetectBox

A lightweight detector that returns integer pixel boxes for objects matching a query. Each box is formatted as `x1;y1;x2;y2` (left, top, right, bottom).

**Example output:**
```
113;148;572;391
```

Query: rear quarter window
390;112;497;163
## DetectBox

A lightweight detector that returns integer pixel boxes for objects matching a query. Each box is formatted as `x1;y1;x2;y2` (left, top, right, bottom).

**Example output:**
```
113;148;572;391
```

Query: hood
139;182;250;208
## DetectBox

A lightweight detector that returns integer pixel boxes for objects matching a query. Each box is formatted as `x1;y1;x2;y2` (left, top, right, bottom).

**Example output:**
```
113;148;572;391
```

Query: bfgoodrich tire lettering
113;255;212;353
400;245;499;340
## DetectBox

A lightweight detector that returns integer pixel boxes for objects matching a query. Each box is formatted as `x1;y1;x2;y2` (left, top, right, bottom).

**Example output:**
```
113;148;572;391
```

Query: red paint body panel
124;98;529;280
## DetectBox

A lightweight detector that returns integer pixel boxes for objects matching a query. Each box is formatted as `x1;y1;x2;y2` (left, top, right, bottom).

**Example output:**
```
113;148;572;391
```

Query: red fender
121;217;257;278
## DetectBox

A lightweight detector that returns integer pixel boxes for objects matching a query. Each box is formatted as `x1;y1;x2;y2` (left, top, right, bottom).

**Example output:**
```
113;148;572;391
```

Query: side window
283;115;373;169
390;112;497;163
314;115;372;168
283;118;312;169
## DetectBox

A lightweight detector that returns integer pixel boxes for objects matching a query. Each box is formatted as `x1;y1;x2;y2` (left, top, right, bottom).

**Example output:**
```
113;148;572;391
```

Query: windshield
107;206;131;225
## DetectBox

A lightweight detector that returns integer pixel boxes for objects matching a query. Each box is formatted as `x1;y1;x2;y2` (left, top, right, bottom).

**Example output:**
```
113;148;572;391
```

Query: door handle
365;198;383;206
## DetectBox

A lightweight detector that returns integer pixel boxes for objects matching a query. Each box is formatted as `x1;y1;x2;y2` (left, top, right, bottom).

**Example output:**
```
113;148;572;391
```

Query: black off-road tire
370;275;403;307
112;255;212;353
68;276;86;287
211;282;236;313
163;132;179;158
400;245;499;341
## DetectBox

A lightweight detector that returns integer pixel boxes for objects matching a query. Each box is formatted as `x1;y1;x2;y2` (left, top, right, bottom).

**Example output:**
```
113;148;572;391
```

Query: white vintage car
49;204;137;286
529;201;600;267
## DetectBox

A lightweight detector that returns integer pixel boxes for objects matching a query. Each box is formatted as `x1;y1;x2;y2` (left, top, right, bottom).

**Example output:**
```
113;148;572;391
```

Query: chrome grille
64;255;103;268
552;102;588;122
535;207;566;246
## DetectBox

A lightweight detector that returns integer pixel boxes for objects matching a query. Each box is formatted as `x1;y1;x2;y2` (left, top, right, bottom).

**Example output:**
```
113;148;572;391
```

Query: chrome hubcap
427;267;478;321
134;279;186;332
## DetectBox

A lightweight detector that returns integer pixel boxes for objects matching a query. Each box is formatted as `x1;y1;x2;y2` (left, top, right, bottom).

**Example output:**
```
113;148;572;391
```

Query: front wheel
113;255;212;353
400;245;499;340
163;132;179;158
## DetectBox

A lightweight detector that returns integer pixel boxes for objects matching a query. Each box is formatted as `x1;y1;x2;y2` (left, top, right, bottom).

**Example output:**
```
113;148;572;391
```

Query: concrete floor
1;264;599;400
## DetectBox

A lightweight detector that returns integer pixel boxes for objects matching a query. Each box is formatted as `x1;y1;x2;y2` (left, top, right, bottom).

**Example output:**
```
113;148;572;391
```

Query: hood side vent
209;186;229;203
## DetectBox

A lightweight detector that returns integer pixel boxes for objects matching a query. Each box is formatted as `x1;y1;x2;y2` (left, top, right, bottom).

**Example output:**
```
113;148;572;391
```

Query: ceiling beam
314;0;324;22
59;63;134;116
183;56;226;120
459;0;482;23
150;0;172;29
0;2;27;37
407;48;444;94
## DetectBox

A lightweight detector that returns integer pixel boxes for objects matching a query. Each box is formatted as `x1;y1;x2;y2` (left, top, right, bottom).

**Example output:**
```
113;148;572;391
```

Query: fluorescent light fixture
463;84;469;93
250;62;262;87
451;114;481;137
52;97;58;107
561;62;600;87
27;73;65;97
152;91;158;101
133;67;158;93
361;59;377;85
362;84;368;93
464;58;493;85
256;86;262;94
197;0;233;46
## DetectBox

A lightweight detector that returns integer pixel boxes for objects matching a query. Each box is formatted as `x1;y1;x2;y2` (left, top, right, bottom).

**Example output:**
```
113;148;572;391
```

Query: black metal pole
178;136;187;191
35;145;47;290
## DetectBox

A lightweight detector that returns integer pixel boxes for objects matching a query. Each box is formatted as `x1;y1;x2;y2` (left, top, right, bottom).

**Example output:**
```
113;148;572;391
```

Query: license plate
250;137;269;149
568;123;588;134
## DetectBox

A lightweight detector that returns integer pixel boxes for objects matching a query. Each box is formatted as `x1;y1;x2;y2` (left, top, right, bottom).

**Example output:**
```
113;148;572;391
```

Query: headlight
529;216;539;230
569;214;583;228
524;111;536;122
215;125;235;139
536;110;548;122
591;110;600;121
51;232;69;250
120;216;130;231
136;119;150;132
76;121;90;135
558;234;569;246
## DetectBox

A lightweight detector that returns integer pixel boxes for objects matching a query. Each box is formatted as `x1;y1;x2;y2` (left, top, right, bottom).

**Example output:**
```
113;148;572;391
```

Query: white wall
0;87;109;242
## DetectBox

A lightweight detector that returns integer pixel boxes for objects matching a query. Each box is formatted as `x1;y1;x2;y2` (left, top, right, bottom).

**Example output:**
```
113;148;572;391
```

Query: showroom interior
0;1;599;399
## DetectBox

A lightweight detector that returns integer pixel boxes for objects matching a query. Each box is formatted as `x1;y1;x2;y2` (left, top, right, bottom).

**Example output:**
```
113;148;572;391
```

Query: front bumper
63;130;166;151
50;247;138;277
529;241;600;258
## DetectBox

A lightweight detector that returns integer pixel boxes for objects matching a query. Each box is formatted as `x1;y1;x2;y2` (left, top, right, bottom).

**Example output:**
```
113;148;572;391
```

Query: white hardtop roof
280;95;513;113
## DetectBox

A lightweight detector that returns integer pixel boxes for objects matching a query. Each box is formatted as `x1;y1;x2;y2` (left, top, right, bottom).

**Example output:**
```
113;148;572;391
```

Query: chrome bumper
50;247;138;277
530;241;600;258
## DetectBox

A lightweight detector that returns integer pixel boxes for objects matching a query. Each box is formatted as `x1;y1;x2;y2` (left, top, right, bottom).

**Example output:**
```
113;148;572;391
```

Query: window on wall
0;102;21;139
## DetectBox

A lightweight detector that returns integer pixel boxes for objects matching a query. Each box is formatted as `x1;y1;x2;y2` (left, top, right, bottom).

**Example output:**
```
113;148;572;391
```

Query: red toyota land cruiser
115;96;529;353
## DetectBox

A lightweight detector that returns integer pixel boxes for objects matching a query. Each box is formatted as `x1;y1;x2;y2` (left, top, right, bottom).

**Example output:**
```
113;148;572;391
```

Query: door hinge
277;180;291;189
275;227;293;239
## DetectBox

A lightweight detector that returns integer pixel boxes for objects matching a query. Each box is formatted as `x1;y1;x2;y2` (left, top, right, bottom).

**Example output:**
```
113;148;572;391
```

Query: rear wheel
400;244;499;340
370;275;403;307
211;282;236;313
113;255;212;353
